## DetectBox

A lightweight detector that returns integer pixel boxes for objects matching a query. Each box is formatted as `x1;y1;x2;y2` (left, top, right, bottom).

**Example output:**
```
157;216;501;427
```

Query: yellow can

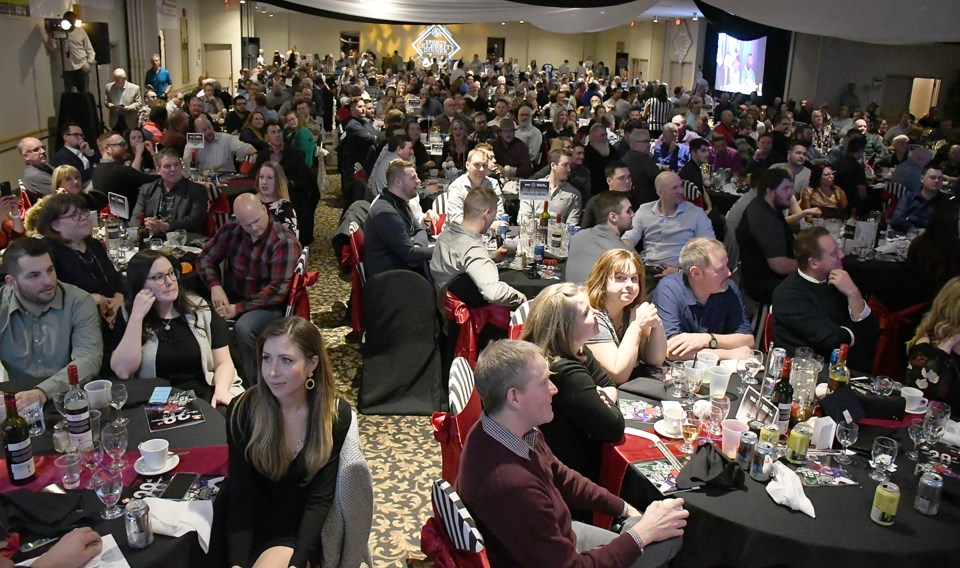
786;424;812;464
759;424;779;445
870;482;900;526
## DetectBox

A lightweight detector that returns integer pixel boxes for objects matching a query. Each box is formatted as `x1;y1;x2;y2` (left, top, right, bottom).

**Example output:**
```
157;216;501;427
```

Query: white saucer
134;454;180;476
905;404;929;414
653;420;683;439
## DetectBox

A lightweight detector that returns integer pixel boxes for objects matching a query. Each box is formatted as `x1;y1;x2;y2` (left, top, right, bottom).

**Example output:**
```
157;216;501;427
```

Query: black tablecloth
706;190;742;217
845;256;919;311
5;378;225;568
498;267;563;299
616;375;960;568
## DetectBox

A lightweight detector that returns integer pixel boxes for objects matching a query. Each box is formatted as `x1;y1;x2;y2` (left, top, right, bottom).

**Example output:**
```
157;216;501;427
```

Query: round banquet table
498;264;564;299
613;375;960;568
1;378;226;567
844;255;920;311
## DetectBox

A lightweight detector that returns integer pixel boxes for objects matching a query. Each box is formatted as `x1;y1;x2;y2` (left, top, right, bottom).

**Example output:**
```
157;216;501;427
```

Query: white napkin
143;497;214;552
942;420;960;447
765;462;816;518
876;239;901;255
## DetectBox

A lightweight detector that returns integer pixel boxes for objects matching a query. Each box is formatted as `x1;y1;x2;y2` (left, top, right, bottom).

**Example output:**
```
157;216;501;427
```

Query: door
204;44;233;94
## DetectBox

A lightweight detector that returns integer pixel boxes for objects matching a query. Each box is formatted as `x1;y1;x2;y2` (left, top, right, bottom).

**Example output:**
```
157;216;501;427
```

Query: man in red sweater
457;340;687;567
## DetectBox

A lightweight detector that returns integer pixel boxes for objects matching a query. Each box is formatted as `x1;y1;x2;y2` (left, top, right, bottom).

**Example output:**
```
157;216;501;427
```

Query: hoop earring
305;373;316;391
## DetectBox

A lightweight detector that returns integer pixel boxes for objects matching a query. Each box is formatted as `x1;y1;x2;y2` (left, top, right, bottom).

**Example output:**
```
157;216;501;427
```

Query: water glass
52;391;68;418
907;421;926;461
80;440;104;489
738;350;765;394
681;410;701;454
101;422;129;471
707;366;732;399
111;384;129;426
869;436;898;482
683;361;708;396
55;452;82;490
835;421;859;465
923;401;951;444
23;403;45;437
667;361;685;399
89;409;102;442
92;467;124;520
704;405;725;436
871;375;894;396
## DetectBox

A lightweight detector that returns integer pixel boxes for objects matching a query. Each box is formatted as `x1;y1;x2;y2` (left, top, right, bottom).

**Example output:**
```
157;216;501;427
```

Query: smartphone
160;472;199;500
0;181;11;197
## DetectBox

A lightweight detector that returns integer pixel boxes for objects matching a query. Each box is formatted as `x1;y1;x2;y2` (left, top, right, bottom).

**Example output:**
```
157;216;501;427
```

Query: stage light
653;16;658;23
693;13;698;21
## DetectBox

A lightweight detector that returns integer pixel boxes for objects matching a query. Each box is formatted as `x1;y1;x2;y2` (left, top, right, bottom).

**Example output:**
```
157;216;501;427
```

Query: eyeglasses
23;147;43;155
146;268;180;285
59;209;89;222
65;132;84;138
822;172;835;178
105;140;127;148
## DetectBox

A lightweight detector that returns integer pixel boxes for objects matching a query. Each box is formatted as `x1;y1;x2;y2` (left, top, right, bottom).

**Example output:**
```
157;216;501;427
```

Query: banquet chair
420;479;490;568
868;297;928;379
285;246;318;319
443;277;510;367
203;183;231;238
508;299;533;339
344;228;366;334
431;192;449;234
882;182;909;219
432;357;483;484
682;179;705;209
762;306;775;349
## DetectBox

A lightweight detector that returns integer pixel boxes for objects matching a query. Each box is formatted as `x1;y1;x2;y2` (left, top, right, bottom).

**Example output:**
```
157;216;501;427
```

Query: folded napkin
143;497;214;552
766;462;816;518
876;240;900;255
943;420;960;447
675;443;745;490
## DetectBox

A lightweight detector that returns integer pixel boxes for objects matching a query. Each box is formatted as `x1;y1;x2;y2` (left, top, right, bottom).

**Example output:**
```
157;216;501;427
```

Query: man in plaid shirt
198;193;301;382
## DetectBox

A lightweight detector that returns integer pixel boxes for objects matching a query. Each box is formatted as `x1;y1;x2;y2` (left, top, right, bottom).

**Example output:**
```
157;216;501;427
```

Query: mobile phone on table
0;181;12;197
160;472;199;500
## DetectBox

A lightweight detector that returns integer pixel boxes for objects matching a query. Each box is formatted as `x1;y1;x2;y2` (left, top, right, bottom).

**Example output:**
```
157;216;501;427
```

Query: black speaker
241;37;260;68
55;92;102;151
85;22;110;66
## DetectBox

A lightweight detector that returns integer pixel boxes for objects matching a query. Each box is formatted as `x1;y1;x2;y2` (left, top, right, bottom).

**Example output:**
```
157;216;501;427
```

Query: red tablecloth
0;445;227;493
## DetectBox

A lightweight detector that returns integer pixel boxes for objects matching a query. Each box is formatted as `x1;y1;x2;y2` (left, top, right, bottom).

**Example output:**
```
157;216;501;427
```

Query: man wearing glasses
621;129;663;206
131;148;208;236
18;136;53;199
92;133;158;204
0;238;102;410
52;123;99;183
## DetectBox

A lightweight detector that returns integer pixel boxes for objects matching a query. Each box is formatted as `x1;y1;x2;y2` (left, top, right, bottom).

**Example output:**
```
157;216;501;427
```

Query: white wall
786;33;960;114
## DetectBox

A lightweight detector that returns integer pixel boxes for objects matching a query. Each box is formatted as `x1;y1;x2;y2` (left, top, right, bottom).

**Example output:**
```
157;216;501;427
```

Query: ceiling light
501;22;506;26
600;11;605;14
692;12;698;21
519;20;524;24
653;16;658;23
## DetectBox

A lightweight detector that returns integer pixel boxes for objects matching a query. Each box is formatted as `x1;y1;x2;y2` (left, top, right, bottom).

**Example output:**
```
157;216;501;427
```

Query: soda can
498;214;510;224
125;499;154;548
759;424;780;446
914;472;943;516
870;481;900;526
750;441;775;482
786;423;812;464
736;431;758;471
747;420;766;436
533;244;544;264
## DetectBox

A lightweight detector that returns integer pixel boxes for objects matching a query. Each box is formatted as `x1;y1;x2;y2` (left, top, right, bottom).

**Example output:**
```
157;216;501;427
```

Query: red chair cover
204;191;231;237
238;160;254;175
420;517;491;568
444;293;510;366
507;324;523;340
285;271;319;318
868;297;928;378
431;390;482;484
434;213;447;235
345;230;365;333
595;434;681;528
762;309;775;348
882;190;899;220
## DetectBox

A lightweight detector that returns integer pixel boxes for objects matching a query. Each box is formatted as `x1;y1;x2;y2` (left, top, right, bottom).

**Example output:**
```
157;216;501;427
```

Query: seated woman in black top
125;128;156;171
223;316;350;568
904;276;960;418
256;160;299;239
240;111;269;152
519;282;625;484
440;118;470;172
35;193;124;341
110;250;242;407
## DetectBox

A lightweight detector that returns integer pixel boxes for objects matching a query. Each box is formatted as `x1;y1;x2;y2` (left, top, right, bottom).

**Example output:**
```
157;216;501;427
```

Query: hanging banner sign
412;25;462;60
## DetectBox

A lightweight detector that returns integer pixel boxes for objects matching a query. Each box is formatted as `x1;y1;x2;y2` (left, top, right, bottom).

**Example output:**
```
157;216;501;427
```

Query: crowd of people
3;44;960;567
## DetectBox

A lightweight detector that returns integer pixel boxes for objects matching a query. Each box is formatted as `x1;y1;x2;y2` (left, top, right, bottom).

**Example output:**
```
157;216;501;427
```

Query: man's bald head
194;115;215;143
234;193;270;240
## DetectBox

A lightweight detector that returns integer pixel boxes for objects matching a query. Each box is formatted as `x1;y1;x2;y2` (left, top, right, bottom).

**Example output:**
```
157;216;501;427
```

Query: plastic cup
55;452;82;490
83;380;113;410
696;352;720;368
683;361;708;393
89;409;101;441
721;419;749;459
708;366;732;399
138;439;169;470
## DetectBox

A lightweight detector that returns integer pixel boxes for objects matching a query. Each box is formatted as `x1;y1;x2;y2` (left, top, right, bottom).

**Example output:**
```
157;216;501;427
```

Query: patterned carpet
305;181;438;567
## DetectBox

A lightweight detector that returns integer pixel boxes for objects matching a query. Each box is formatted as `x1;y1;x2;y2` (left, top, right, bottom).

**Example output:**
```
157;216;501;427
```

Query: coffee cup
663;407;684;435
83;380;112;410
138;439;169;471
901;387;929;413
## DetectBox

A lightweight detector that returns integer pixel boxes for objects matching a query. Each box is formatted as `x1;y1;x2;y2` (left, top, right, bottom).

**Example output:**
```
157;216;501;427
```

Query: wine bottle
137;214;148;250
63;365;93;450
538;201;550;243
2;392;37;486
828;344;850;392
772;358;794;437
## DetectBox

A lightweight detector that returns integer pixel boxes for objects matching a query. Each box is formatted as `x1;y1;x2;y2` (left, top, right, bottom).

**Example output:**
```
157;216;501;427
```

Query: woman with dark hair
519;282;625;484
125;128;156;171
642;84;672;139
585;249;666;384
801;164;848;219
240;111;269;152
110;249;241;406
35;193;123;334
222;316;350;568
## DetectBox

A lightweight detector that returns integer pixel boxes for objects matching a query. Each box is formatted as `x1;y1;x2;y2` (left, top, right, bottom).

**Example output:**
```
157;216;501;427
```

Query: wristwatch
708;334;718;349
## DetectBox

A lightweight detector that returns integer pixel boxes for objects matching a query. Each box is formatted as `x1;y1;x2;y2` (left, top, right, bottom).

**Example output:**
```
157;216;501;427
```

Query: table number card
518;179;550;202
735;386;778;424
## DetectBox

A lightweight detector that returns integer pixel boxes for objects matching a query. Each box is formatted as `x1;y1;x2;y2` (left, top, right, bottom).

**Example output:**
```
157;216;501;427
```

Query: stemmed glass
80;440;104;489
680;410;701;454
704;405;725;436
110;384;128;426
907;421;926;461
667;361;685;399
92;467;124;520
923;402;951;445
52;391;68;419
869;436;898;482
101;421;128;471
738;350;765;394
835;421;859;464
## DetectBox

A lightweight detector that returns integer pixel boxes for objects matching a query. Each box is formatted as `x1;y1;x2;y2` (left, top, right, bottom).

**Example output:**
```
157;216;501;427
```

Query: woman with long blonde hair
585;249;667;384
904;277;960;416
519;283;624;485
223;316;350;568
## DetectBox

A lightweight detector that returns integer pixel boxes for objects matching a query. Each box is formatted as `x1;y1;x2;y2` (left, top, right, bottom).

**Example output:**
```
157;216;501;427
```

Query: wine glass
101;422;128;471
680;410;701;454
924;402;951;444
711;396;732;419
704;405;725;436
52;391;68;418
110;384;128;426
869;436;898;482
667;361;685;399
738;350;764;394
907;421;926;461
835;421;859;464
80;440;104;489
92;467;124;520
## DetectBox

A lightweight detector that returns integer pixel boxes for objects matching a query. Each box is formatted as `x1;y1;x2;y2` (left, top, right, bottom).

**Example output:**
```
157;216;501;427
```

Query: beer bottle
538;201;550;243
2;392;37;486
773;358;794;437
828;344;850;392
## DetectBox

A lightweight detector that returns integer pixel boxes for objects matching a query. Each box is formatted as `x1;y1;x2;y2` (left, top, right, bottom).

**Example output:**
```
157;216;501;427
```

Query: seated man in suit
652;238;754;361
457;340;687;568
52;123;99;183
197;193;300;382
131;148;209;236
364;159;434;280
773;226;878;371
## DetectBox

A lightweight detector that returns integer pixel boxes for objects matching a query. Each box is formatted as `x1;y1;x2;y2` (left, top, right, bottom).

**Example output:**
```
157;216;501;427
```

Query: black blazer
52;146;100;182
131;177;208;234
